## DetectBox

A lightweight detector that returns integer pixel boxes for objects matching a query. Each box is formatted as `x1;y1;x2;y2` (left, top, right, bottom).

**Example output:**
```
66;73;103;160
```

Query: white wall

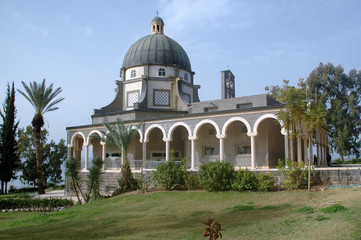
125;66;144;80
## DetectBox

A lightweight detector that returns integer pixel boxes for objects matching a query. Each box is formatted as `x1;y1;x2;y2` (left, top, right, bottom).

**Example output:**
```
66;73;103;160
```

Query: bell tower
221;70;235;99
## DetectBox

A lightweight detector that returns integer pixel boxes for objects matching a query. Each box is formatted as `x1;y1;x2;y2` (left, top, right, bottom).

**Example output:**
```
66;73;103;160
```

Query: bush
277;159;311;190
198;161;235;192
118;159;138;193
87;156;103;201
183;171;201;190
135;173;152;193
0;198;74;212
152;158;185;190
256;173;276;191
232;169;258;191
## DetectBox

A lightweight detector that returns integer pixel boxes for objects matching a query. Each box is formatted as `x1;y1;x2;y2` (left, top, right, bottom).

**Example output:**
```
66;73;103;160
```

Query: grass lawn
0;187;360;240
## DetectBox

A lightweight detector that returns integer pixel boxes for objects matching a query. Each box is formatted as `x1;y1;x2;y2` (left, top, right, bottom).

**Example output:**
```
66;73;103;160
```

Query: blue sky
1;0;361;143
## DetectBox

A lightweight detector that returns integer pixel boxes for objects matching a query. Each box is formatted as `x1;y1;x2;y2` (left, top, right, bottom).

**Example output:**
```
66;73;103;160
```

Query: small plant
256;173;276;191
321;204;346;213
198;161;235;192
65;157;84;204
136;173;152;192
181;158;200;190
152;151;185;190
86;156;103;201
232;168;258;191
202;216;225;240
277;159;312;190
118;159;138;193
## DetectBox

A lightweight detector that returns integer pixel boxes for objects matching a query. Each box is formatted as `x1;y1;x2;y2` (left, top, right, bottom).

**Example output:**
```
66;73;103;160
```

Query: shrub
256;173;276;191
277;159;311;190
183;171;201;190
232;169;258;191
198;161;235;192
180;158;201;190
118;159;138;193
0;198;74;212
152;158;185;190
135;173;152;193
87;156;103;201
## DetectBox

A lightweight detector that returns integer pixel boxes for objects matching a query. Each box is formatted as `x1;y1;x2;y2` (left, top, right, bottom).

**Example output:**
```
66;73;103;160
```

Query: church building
66;16;329;193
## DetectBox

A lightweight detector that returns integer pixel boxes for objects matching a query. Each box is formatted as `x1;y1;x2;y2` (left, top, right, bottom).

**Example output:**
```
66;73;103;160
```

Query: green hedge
0;198;74;212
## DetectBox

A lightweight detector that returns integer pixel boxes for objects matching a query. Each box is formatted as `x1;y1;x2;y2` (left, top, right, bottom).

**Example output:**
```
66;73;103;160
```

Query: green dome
122;34;192;72
151;16;164;24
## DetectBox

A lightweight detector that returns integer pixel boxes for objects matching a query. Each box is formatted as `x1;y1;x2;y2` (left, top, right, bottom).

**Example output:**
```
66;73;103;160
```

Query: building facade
66;16;329;193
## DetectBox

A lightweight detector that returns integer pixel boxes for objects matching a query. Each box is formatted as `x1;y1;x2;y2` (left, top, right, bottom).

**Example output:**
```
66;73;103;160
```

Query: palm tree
18;79;64;194
102;119;140;192
102;119;139;166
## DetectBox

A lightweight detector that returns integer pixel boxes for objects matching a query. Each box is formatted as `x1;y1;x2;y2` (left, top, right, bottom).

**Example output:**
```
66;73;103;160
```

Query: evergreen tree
18;126;66;187
0;82;20;194
307;63;361;160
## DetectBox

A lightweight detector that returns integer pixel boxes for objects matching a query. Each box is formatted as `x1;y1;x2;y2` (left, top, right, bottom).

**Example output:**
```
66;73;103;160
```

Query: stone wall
65;167;361;196
254;167;361;186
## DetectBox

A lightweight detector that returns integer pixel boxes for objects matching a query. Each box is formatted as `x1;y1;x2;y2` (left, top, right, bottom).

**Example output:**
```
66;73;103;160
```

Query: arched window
131;70;136;78
158;68;165;76
184;73;188;81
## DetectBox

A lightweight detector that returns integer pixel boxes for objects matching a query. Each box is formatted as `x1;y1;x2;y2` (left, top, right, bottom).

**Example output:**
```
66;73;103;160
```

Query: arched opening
256;118;284;168
195;123;219;168
146;127;165;169
169;125;191;168
71;134;85;169
127;130;142;170
224;121;251;168
88;132;103;169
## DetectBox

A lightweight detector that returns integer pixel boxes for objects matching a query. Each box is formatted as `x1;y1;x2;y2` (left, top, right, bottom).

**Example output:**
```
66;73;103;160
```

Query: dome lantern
151;15;164;34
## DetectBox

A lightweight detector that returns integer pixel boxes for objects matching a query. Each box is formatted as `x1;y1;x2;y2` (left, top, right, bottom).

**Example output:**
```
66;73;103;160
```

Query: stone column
316;141;320;166
142;141;147;169
290;138;295;161
218;135;225;161
84;144;89;170
164;138;171;161
303;137;308;164
101;142;106;170
247;132;257;169
189;136;197;170
67;145;72;160
284;134;289;160
297;135;302;164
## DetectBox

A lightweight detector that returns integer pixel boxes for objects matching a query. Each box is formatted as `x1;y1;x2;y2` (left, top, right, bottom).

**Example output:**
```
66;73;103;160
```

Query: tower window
158;68;165;76
131;70;136;78
184;73;188;81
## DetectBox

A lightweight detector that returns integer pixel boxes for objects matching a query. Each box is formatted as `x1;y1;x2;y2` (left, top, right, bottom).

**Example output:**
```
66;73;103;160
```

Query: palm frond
17;79;64;116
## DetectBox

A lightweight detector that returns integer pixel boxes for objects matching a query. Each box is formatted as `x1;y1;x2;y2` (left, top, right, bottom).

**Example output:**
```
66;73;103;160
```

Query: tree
18;126;67;188
266;79;327;191
66;157;84;204
0;82;20;194
102;119;139;193
43;139;67;186
17;79;64;194
307;63;361;160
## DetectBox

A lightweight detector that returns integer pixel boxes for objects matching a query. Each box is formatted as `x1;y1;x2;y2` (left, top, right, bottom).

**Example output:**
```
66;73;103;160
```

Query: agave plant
202;216;225;240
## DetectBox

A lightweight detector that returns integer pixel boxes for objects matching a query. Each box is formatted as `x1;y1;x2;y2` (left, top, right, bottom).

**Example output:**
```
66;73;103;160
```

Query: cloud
79;26;94;36
2;7;49;37
59;13;72;23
